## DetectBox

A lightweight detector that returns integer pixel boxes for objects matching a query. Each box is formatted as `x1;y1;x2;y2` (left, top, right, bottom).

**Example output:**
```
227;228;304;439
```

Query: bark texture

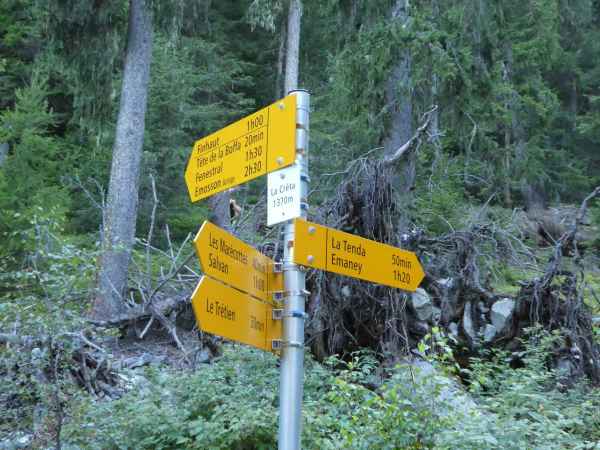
383;0;414;195
275;19;286;100
208;192;231;232
0;142;8;167
92;0;153;320
284;0;302;94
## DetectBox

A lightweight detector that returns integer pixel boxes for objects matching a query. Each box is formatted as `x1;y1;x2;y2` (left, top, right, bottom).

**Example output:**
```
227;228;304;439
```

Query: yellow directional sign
185;95;297;202
293;219;425;292
193;221;283;303
191;276;282;352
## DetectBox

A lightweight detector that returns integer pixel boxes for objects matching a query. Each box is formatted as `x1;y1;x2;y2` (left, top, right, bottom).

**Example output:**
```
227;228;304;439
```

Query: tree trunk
208;193;231;232
0;142;8;167
284;0;302;94
501;43;513;208
429;0;441;174
383;0;413;195
275;18;286;100
91;0;153;321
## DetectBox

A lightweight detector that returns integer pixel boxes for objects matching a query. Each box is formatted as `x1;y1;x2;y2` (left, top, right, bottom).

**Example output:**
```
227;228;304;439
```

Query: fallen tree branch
540;185;599;289
383;105;438;166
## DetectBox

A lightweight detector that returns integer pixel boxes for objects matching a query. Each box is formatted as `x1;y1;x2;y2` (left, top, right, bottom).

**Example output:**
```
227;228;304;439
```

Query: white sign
267;165;302;226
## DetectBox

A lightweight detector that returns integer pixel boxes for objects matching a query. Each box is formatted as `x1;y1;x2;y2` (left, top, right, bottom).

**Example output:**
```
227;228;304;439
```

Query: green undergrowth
585;271;600;316
492;264;540;296
63;334;600;450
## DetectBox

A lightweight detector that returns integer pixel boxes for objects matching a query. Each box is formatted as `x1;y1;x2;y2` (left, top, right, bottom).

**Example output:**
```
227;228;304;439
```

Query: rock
175;307;198;330
431;306;441;324
390;359;499;447
195;348;212;364
448;322;459;338
437;278;460;323
556;357;574;378
118;372;152;395
518;206;596;250
483;324;497;343
394;359;481;419
491;298;515;333
409;320;430;336
478;301;489;314
341;285;352;298
462;301;478;346
437;278;453;289
410;288;433;322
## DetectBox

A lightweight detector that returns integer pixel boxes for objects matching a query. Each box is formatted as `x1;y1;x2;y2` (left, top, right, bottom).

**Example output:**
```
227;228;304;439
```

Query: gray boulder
409;320;430;336
483;324;497;343
437;277;460;323
462;301;478;346
431;306;441;324
410;288;433;322
491;298;515;333
448;322;459;338
393;359;481;419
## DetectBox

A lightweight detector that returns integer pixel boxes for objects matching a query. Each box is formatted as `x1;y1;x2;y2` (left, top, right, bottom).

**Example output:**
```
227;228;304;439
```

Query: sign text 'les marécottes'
193;221;282;304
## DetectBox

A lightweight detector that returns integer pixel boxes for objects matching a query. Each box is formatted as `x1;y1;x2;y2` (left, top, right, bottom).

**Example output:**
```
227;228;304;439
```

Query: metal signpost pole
278;90;310;450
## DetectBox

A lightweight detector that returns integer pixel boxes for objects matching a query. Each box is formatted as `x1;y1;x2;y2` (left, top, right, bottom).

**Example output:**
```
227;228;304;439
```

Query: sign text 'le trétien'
191;276;281;352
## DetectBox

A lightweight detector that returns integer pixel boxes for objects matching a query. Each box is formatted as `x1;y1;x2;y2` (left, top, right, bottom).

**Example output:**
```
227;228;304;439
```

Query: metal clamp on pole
277;263;305;273
273;309;308;320
272;289;310;303
272;340;304;351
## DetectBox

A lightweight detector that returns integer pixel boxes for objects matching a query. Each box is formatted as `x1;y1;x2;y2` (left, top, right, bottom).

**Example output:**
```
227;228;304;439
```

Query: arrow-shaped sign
193;221;282;303
184;95;297;202
191;276;281;352
293;218;425;292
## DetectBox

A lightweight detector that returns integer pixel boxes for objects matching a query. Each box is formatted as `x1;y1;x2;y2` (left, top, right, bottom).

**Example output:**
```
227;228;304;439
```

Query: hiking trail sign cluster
184;92;425;450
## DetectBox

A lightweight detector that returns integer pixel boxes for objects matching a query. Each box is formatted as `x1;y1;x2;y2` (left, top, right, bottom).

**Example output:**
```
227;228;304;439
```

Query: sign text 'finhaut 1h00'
184;95;297;202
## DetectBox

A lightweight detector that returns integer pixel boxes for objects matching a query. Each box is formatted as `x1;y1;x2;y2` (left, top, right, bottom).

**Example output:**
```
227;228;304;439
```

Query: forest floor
1;200;600;449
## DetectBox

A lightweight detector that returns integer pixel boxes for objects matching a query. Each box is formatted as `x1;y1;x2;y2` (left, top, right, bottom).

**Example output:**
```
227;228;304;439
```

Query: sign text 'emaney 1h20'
293;218;425;292
191;276;281;352
193;221;282;304
185;95;297;202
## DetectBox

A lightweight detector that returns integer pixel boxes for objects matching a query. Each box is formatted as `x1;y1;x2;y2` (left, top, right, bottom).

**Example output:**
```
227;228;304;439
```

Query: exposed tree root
306;146;600;385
